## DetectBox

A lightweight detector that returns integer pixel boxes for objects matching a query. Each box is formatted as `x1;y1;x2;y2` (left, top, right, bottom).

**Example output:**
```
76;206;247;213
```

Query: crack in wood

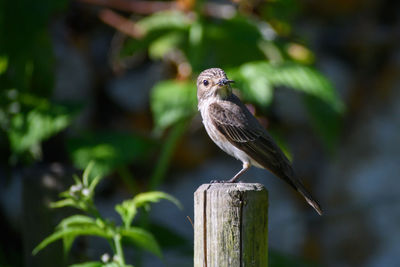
203;188;207;267
239;191;244;267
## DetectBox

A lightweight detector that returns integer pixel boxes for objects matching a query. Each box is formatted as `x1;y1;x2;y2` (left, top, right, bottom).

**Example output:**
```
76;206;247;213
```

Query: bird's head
196;68;234;101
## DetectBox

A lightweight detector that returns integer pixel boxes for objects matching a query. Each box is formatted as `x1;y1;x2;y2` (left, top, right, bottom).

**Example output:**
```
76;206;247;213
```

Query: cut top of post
195;182;266;194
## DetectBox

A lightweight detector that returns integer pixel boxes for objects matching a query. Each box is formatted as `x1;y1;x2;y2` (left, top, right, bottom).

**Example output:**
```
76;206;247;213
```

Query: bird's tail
294;180;323;215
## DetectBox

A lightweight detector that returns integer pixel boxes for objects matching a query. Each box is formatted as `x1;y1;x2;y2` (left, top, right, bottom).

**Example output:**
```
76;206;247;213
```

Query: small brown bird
197;68;322;215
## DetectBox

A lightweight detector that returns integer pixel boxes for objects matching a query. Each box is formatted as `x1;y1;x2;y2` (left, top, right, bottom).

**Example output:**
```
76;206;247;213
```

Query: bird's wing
208;101;323;215
208;102;292;178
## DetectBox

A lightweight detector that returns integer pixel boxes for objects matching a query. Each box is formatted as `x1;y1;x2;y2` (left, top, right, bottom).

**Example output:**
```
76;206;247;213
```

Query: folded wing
208;101;323;215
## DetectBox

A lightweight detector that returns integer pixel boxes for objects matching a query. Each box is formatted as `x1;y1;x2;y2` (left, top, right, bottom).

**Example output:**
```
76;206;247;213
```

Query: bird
196;67;322;215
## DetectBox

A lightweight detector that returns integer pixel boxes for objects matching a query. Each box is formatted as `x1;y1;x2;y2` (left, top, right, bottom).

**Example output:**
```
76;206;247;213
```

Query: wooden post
194;183;268;267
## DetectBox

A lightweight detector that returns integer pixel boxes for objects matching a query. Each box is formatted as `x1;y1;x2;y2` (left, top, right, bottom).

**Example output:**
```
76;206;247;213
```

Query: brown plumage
197;68;322;215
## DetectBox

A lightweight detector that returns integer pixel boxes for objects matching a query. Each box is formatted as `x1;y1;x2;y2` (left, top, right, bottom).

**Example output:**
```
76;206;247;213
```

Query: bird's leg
227;162;250;183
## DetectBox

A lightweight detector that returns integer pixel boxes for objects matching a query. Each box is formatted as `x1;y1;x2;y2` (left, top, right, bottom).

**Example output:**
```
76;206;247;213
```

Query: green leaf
231;61;344;151
187;16;265;72
120;227;162;258
57;215;96;229
229;64;274;108
269;63;343;112
115;201;138;229
103;263;125;267
133;191;182;210
137;10;191;33
150;80;197;132
148;31;185;59
234;61;344;112
69;262;103;267
70;262;128;267
33;225;112;255
72;174;82;186
116;191;182;228
88;174;103;194
67;132;154;178
117;11;191;59
82;161;95;187
9;104;73;155
62;234;75;259
50;199;77;209
0;56;8;74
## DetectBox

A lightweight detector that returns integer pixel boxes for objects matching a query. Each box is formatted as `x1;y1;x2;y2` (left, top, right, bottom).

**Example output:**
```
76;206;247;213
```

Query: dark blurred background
1;0;400;266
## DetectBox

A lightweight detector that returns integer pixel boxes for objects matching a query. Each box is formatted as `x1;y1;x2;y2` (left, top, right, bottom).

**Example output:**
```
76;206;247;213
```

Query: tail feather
295;182;323;215
258;163;323;215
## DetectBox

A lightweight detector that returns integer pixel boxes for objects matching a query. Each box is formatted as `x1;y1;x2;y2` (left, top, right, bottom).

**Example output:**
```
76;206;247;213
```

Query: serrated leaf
133;191;182;210
232;61;344;151
270;63;343;111
150;80;197;132
33;225;112;255
120;227;162;258
234;61;344;112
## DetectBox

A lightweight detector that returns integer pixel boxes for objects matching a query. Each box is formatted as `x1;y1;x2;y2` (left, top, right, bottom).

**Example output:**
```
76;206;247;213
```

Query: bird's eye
203;80;209;86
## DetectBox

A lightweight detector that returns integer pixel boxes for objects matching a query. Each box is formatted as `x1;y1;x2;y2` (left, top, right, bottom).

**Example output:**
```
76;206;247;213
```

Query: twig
98;8;144;38
80;0;236;18
80;0;177;14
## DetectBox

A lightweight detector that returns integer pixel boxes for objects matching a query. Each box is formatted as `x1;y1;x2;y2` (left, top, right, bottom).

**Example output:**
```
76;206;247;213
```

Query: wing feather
208;101;323;215
208;102;288;175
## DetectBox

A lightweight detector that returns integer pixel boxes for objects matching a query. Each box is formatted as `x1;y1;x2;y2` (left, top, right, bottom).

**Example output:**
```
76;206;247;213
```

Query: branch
98;8;144;38
80;0;177;14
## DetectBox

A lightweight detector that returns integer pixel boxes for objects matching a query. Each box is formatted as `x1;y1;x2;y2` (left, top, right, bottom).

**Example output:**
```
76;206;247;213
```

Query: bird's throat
216;86;232;99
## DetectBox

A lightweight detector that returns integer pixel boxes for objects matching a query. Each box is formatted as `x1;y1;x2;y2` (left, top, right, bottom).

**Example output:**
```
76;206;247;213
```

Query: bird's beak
217;78;235;86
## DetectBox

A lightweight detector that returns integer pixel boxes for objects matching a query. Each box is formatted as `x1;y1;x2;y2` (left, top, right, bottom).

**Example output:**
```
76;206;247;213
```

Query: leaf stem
114;233;126;266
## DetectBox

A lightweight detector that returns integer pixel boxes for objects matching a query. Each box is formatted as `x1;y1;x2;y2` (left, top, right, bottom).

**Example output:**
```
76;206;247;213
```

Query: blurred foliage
0;0;345;265
34;162;182;267
150;80;196;133
0;0;344;170
0;0;72;164
113;3;345;152
67;132;155;178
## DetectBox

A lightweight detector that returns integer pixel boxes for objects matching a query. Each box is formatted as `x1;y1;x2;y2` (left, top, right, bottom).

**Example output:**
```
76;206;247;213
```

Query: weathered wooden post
194;183;268;267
